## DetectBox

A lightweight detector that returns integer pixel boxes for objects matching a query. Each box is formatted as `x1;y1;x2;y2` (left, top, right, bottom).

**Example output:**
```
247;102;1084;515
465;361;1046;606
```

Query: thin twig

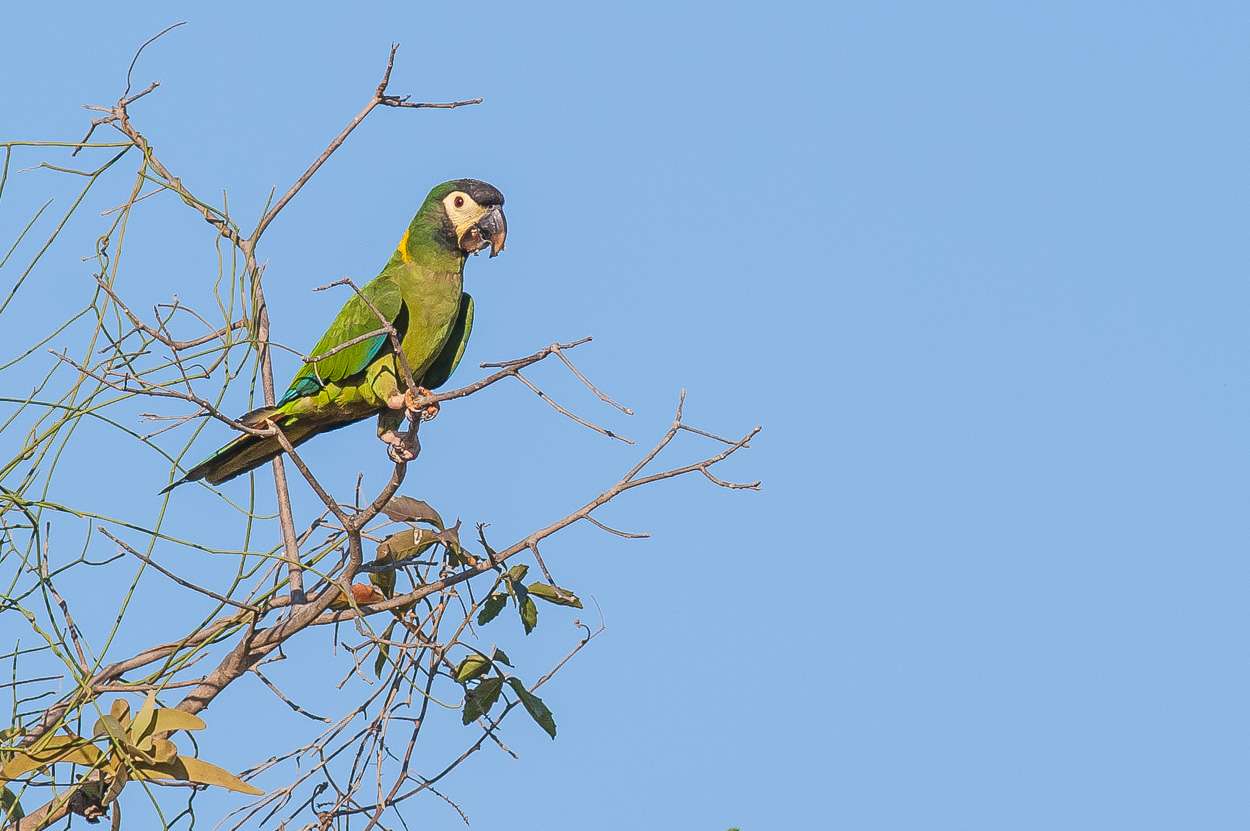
583;515;650;539
551;342;633;415
98;528;261;613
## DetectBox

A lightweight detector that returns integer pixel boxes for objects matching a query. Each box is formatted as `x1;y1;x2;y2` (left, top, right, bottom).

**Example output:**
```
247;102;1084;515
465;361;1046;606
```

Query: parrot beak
459;205;508;258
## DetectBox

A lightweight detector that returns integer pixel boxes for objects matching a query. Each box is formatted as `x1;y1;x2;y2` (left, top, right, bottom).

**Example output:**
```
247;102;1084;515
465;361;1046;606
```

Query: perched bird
165;179;506;491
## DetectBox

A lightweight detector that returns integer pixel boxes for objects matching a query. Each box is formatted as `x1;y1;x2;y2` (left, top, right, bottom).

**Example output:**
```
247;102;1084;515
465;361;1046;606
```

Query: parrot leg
377;409;420;462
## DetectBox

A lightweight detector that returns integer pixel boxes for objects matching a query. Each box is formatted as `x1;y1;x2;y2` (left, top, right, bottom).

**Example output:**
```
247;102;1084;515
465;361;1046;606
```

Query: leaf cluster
1;693;260;823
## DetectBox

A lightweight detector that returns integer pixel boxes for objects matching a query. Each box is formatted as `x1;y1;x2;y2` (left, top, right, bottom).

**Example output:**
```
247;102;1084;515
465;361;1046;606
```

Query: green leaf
477;593;508;625
373;621;397;679
92;714;127;742
506;678;557;739
526;582;583;608
369;567;396;598
461;677;504;724
453;654;493;683
376;527;439;562
383;496;444;529
373;642;390;679
505;564;529;584
149;707;205;736
1;785;24;822
490;647;512;667
519;596;538;635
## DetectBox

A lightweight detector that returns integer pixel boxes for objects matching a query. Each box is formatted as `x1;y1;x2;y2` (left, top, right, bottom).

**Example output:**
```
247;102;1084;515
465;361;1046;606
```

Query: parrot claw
379;429;419;463
387;443;417;463
404;387;440;422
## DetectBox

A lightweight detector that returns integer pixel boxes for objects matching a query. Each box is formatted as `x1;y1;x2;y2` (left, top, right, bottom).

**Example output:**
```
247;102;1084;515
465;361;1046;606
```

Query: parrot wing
419;293;474;391
280;276;405;405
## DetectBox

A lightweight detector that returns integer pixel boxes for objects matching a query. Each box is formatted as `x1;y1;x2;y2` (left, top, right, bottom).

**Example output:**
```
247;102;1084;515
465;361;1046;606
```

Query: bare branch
251;44;480;245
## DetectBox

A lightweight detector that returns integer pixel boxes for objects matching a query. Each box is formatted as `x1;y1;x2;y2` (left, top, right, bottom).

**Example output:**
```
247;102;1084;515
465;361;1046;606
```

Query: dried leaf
102;766;128;806
507;678;557;739
0;736;103;779
383;496;444;529
108;699;131;728
130;692;157;740
143;755;264;795
526;582;583;608
437;521;471;566
150;739;179;765
149;708;206;736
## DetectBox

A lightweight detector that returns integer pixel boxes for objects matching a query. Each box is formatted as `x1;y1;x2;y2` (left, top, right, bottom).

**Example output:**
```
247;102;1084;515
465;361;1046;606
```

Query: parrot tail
161;406;353;493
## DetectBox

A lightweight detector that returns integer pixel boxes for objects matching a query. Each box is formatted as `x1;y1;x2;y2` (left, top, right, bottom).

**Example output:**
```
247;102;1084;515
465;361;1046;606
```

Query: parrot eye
454;196;465;208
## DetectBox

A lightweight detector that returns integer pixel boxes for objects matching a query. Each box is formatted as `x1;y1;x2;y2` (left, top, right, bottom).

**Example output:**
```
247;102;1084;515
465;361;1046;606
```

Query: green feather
165;180;503;492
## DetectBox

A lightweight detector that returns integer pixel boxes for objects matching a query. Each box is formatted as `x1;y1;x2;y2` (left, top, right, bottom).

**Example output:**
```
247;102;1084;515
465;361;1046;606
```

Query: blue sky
2;2;1248;829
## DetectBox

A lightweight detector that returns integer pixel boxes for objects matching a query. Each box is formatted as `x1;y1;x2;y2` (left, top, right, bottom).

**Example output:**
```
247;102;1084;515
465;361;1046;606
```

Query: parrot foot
379;429;420;463
403;387;440;422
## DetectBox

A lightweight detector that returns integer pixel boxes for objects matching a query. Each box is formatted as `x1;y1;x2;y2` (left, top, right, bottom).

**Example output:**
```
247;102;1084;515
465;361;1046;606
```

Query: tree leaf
383;496;444;530
519;596;538;635
477;593;508;625
108;698;131;729
373;621;397;679
373;642;390;679
505;564;529;584
453;654;493;683
1;785;24;822
150;739;179;765
149;708;206;736
102;765;128;806
93;714;127;742
491;647;512;667
369;566;396;598
375;527;439;564
506;678;557;739
437;521;474;566
461;677;504;725
0;736;103;779
130;692;157;740
526;582;583;608
142;755;264;795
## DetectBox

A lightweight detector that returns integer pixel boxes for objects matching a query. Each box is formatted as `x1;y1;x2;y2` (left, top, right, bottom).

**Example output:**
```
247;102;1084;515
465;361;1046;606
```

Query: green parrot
165;179;506;491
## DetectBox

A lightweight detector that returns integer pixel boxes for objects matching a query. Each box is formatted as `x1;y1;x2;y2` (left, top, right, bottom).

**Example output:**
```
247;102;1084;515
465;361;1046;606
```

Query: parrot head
431;179;507;258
